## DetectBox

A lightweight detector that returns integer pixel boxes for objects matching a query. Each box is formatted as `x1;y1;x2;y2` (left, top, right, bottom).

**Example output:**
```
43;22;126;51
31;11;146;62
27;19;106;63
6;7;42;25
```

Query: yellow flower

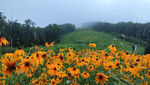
15;48;26;57
59;48;64;51
103;61;116;71
20;58;33;74
48;64;59;76
54;61;63;69
31;52;44;66
0;35;9;46
95;73;108;85
39;78;48;85
56;71;67;78
0;76;6;85
50;79;58;85
88;65;94;72
89;43;96;48
1;57;18;78
4;53;15;58
31;79;39;85
67;67;80;77
58;53;64;61
45;41;54;47
66;52;75;59
81;71;90;79
35;45;43;51
108;45;117;53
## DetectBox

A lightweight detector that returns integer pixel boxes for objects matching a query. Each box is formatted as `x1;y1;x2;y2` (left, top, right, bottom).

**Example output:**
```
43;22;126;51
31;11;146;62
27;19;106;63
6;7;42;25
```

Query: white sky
1;0;150;27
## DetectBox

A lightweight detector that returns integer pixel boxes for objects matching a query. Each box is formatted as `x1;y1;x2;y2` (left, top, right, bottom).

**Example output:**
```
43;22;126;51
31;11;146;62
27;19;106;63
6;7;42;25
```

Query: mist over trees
84;22;150;43
0;12;75;47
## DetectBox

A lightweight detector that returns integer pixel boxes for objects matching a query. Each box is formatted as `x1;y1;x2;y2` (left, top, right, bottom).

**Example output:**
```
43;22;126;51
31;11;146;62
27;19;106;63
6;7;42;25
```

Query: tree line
83;22;150;43
0;12;75;47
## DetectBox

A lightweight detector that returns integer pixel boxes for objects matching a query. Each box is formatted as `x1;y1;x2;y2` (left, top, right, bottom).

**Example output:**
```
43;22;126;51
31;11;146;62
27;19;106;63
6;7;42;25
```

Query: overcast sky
1;0;150;27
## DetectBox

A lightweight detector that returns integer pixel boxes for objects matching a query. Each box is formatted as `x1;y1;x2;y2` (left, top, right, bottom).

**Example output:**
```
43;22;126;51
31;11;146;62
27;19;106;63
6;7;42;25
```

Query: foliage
0;12;75;47
0;47;16;54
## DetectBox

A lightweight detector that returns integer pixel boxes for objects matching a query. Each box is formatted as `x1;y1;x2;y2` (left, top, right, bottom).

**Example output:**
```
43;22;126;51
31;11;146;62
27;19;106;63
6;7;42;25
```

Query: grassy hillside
56;28;144;54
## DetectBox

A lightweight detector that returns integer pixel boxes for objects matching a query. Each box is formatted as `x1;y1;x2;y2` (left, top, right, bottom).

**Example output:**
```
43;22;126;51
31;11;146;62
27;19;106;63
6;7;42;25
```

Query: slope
56;28;144;54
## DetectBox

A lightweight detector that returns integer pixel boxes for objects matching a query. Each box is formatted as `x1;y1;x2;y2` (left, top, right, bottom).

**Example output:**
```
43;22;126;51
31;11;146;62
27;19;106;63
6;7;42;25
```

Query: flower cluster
45;42;54;47
0;43;150;85
0;35;9;46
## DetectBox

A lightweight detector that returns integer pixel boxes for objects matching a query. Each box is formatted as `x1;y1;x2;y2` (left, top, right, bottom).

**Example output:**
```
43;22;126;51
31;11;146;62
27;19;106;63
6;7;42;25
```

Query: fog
1;0;150;27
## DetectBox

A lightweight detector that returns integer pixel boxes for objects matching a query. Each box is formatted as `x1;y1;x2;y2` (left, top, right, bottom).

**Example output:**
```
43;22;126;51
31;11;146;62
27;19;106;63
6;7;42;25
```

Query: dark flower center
99;75;103;79
36;81;39;84
37;53;39;58
8;64;16;71
116;63;120;66
67;73;71;77
82;59;85;62
59;77;62;80
42;54;47;59
136;59;140;62
60;56;63;60
134;63;138;66
105;54;108;56
109;65;112;68
42;79;47;82
54;67;57;71
130;65;134;68
148;72;150;75
25;62;30;66
52;82;55;84
73;68;76;71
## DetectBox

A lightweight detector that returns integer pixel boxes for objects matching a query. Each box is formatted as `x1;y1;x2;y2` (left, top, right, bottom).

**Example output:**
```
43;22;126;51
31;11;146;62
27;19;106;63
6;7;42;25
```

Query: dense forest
0;12;75;47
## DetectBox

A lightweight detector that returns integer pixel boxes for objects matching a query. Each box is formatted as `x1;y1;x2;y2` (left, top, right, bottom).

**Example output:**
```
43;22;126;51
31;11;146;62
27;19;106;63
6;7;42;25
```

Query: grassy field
52;28;144;54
